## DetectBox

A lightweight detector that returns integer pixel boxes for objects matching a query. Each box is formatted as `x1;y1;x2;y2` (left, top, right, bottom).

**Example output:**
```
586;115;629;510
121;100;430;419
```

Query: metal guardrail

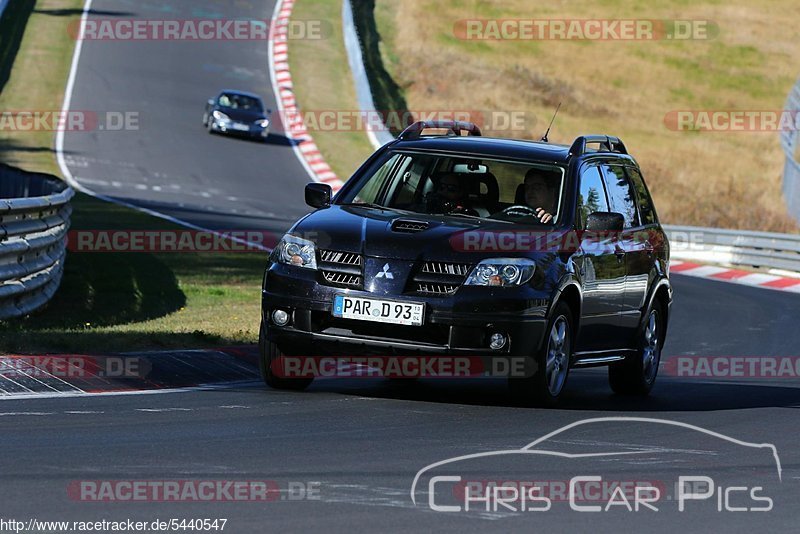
781;78;800;224
342;0;395;149
0;165;74;319
665;225;800;273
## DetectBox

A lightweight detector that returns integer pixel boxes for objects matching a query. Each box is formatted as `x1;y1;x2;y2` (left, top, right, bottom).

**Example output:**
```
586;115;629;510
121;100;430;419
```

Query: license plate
333;295;424;326
232;123;250;131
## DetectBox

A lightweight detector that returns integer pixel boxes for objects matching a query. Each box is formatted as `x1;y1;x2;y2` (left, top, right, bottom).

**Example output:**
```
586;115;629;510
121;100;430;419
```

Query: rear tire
258;322;313;391
509;302;573;407
608;300;665;396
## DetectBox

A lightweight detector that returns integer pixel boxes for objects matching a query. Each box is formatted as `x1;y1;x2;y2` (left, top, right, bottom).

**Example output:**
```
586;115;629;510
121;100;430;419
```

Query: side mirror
586;212;624;232
305;183;332;209
207;99;215;106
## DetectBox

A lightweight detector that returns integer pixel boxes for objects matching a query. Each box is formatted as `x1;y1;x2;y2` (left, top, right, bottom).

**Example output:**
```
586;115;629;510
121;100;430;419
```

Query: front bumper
262;262;550;357
210;119;269;138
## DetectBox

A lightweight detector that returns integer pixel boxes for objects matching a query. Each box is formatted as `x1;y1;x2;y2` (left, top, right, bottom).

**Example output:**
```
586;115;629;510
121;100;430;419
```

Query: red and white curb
0;348;261;400
672;260;800;293
269;0;344;193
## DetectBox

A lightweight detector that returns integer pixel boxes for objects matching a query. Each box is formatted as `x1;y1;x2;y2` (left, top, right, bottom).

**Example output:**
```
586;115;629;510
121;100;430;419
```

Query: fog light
489;332;507;350
272;309;290;326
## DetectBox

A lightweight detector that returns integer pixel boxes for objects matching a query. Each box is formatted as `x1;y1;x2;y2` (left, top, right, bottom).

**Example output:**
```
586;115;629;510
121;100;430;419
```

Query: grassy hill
371;0;800;231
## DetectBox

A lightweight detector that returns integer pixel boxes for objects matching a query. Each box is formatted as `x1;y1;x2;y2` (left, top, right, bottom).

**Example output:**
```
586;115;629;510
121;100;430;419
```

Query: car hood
291;205;562;262
214;106;266;123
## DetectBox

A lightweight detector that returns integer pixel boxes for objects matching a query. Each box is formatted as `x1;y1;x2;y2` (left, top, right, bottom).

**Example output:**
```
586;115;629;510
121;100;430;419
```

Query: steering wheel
450;205;480;217
502;205;539;216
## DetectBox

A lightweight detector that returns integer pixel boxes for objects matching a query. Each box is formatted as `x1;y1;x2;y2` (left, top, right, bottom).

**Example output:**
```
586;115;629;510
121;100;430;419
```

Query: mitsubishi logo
375;263;394;280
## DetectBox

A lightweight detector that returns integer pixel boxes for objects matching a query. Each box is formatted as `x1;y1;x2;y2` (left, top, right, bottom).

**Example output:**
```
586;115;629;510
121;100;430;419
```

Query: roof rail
398;120;482;141
568;135;628;158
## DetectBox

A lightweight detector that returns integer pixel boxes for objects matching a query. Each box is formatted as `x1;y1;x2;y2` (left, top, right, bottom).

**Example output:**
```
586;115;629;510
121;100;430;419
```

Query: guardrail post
0;164;74;320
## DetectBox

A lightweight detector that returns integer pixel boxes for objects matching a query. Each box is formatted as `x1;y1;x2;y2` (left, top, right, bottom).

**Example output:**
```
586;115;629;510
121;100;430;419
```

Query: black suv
261;121;672;405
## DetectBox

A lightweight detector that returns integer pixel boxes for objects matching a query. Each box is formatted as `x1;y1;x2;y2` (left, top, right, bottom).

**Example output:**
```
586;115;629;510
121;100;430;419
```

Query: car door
600;163;649;341
574;163;626;352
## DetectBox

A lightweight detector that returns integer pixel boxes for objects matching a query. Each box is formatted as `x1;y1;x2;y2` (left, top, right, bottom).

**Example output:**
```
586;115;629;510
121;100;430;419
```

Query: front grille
322;272;361;286
421;262;470;276
391;219;429;233
410;261;472;295
320;250;362;265
319;249;363;288
415;282;460;295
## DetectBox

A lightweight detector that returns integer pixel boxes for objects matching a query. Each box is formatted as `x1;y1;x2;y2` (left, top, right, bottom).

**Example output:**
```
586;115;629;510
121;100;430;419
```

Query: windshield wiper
442;212;484;220
339;202;391;210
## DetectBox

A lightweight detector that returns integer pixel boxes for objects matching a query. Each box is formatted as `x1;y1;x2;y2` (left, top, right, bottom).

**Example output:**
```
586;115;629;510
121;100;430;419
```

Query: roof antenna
541;102;561;143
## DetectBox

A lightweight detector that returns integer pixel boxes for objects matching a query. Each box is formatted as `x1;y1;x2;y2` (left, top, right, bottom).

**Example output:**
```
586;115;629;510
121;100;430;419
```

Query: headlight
465;258;535;287
272;235;317;270
257;119;270;128
212;110;231;123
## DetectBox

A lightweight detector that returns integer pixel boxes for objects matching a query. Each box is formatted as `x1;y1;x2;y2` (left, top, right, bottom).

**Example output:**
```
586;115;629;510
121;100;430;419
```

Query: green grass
371;0;800;231
0;1;267;354
288;0;375;179
0;0;81;175
0;193;267;354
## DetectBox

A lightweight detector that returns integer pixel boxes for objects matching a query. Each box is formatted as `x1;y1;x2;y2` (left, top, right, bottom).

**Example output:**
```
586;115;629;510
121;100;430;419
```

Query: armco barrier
665;225;800;274
0;164;74;319
342;0;394;149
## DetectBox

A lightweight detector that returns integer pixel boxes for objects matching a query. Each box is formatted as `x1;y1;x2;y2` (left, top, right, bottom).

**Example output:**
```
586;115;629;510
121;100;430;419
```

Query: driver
504;169;559;223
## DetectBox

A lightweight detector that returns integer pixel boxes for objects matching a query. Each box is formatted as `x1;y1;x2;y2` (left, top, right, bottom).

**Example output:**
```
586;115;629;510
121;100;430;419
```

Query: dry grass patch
375;0;800;231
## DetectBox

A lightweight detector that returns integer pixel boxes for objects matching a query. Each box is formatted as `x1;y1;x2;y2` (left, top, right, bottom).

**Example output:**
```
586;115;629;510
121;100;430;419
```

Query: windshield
337;151;566;224
218;93;263;112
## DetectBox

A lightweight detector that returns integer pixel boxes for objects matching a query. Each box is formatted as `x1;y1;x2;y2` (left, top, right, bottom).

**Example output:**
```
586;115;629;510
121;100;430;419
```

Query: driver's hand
535;207;554;223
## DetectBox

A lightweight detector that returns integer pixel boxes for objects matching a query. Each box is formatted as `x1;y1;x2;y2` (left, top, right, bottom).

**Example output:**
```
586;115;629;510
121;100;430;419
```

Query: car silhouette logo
375;263;394;280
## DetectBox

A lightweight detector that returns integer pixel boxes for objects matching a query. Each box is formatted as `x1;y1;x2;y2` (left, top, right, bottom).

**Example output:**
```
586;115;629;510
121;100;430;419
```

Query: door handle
614;246;626;262
644;241;655;257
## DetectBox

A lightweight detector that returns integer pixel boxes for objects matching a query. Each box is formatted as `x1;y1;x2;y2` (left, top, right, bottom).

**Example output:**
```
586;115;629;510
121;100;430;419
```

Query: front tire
608;301;664;395
258;322;313;391
509;302;573;407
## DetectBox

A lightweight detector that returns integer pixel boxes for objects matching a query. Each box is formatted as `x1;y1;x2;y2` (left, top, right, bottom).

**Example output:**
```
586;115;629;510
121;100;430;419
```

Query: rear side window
625;167;657;225
601;164;639;228
577;165;609;229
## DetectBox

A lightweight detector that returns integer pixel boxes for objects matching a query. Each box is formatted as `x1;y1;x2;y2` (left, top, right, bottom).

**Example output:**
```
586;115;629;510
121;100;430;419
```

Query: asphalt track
59;0;311;234
5;0;799;531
